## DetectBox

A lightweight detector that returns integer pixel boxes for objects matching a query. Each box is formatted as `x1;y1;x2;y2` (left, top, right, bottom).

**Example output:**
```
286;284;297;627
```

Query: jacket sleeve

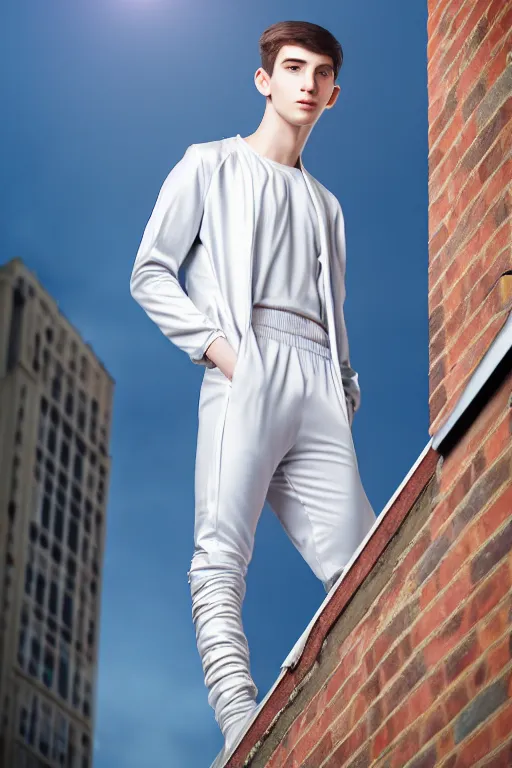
331;201;361;422
130;143;226;369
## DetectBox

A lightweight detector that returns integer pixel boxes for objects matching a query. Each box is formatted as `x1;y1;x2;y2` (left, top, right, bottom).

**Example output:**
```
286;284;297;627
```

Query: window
49;581;58;616
68;519;78;554
89;417;97;444
29;522;38;543
66;556;76;579
81;733;90;768
83;681;91;718
66;725;77;767
29;631;41;678
62;593;73;629
28;694;38;746
87;620;95;651
50;406;59;427
82;536;89;565
42;348;51;382
39;701;51;756
19;705;27;739
91;545;99;577
58;643;69;700
53;713;67;764
35;573;46;607
65;392;74;417
51;543;61;565
47;427;56;455
41;495;51;529
72;666;81;709
43;647;54;689
54;506;64;541
73;453;83;483
60;441;69;468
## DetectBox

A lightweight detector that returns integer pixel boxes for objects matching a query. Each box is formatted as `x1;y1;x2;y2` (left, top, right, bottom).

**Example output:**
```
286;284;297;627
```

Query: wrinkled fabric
130;134;360;415
189;307;375;743
239;135;327;330
130;135;371;757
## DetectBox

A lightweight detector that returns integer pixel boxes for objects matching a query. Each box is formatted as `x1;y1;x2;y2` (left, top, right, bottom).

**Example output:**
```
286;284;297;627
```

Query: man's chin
284;112;319;128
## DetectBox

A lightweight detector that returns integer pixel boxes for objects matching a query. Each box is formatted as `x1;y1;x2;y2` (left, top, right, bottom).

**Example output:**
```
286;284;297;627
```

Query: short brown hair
259;20;343;82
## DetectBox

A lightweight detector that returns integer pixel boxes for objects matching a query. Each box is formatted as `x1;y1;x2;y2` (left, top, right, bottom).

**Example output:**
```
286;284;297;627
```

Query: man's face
259;44;340;126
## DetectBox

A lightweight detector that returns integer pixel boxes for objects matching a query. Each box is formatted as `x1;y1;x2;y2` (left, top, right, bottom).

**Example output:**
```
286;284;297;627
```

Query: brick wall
221;2;512;766
250;381;510;768
427;0;512;434
229;384;510;767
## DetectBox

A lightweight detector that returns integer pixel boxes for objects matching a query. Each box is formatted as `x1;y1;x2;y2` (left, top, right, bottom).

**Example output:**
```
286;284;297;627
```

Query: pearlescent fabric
236;135;327;331
190;307;375;754
130;134;360;415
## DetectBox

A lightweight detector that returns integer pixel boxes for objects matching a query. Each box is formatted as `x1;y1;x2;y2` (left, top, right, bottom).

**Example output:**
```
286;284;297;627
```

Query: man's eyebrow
280;58;334;71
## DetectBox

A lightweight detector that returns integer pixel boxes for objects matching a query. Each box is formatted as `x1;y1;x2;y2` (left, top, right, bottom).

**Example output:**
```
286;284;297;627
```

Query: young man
130;20;376;767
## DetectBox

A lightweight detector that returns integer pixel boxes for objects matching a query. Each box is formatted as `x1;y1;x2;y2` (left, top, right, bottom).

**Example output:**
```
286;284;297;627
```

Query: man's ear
254;67;271;98
325;84;341;110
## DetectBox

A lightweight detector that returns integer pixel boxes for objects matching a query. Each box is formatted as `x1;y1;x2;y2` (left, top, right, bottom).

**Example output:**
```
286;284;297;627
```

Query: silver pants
188;307;375;744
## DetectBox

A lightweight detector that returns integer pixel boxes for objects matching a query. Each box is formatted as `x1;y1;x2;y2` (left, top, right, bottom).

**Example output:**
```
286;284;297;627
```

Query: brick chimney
212;4;512;767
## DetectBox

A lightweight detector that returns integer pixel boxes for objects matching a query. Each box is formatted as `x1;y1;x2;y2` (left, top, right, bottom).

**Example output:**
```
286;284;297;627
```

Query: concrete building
0;257;114;768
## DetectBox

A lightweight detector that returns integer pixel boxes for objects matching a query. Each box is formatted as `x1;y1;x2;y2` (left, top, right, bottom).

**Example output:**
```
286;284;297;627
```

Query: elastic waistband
251;306;331;358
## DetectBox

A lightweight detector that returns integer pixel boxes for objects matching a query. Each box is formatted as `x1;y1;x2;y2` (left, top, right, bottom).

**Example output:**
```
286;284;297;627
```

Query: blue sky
1;1;429;765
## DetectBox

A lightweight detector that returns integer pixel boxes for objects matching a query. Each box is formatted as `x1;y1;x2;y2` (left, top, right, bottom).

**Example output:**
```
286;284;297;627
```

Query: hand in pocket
205;337;238;381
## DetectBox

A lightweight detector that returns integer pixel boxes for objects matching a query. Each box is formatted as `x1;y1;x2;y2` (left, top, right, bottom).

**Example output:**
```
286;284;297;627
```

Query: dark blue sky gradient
1;1;429;765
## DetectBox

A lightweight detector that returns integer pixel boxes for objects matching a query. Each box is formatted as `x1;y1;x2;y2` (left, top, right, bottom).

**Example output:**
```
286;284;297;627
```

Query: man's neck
242;121;311;169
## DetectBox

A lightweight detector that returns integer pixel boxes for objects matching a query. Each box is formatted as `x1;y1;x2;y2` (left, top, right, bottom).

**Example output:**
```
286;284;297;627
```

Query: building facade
0;257;114;768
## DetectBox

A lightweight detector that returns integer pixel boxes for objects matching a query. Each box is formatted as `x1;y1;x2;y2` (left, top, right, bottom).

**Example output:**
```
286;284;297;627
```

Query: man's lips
297;100;317;106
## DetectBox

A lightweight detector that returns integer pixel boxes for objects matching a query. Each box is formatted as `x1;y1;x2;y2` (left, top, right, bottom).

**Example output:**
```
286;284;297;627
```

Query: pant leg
188;326;304;741
266;342;376;590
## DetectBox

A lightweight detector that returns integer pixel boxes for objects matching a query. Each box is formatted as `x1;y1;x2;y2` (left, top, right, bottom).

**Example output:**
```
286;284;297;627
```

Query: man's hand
205;337;238;381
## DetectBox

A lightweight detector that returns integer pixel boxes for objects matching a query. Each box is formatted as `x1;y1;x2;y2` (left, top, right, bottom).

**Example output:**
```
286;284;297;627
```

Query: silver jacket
130;135;360;420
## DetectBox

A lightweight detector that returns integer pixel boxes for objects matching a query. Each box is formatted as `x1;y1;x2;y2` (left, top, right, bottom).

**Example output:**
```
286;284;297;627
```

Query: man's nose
301;75;317;94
